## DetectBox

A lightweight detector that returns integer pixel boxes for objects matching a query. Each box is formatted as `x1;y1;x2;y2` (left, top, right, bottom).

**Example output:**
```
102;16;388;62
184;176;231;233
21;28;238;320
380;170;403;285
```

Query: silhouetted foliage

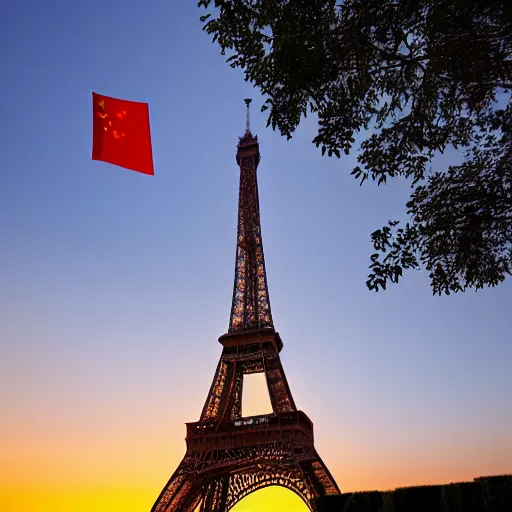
441;482;485;512
199;0;512;295
392;485;443;512
344;491;382;511
475;475;512;512
313;475;512;511
315;494;351;512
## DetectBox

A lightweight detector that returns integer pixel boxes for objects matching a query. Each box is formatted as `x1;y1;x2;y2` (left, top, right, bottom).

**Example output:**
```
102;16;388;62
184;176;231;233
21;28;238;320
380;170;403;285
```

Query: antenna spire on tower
244;98;252;133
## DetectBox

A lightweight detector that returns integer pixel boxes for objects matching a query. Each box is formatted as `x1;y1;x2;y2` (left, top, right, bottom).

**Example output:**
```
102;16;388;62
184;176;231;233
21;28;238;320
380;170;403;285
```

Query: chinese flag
92;91;154;175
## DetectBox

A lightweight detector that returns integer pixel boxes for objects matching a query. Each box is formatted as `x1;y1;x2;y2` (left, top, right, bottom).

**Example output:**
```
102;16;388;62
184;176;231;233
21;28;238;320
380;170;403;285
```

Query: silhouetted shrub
342;492;371;512
441;481;484;512
313;475;511;512
475;475;512;512
392;485;443;512
366;491;383;512
380;491;394;512
314;494;349;512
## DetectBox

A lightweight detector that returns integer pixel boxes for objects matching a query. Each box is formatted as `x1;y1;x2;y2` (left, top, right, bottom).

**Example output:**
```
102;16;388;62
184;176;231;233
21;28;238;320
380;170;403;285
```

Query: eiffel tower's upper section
228;99;273;333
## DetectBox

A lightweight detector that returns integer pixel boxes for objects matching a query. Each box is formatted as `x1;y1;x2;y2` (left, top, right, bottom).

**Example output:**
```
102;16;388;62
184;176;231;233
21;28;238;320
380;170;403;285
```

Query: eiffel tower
151;100;340;512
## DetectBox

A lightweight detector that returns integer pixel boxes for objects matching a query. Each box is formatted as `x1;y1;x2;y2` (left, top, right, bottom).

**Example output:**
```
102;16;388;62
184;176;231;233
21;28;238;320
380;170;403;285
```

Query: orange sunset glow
2;375;510;512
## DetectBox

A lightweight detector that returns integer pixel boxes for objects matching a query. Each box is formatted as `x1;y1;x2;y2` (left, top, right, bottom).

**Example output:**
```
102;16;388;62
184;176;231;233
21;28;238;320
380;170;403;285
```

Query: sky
1;1;511;512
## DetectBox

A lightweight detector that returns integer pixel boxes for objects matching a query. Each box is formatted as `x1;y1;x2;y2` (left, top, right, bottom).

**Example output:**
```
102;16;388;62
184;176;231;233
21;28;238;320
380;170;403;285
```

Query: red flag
92;91;154;175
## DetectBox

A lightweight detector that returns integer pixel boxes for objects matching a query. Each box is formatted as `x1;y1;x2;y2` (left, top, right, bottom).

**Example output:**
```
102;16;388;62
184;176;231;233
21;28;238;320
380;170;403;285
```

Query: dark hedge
475;475;512;512
392;485;443;512
312;475;512;512
441;482;484;512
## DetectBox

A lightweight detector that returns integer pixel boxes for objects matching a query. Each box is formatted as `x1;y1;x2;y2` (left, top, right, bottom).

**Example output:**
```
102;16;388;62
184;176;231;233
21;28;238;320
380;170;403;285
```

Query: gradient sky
1;1;511;512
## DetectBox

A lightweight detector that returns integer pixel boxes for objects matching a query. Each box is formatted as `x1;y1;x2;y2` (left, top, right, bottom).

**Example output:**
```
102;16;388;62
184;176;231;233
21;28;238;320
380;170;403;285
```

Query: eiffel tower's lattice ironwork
151;101;340;512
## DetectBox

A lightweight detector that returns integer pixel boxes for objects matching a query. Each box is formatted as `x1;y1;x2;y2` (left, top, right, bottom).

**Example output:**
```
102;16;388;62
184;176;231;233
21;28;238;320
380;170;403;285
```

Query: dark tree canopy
199;0;512;295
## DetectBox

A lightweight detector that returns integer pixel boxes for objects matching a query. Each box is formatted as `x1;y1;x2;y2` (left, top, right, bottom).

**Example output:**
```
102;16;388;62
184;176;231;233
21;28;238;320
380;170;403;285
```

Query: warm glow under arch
230;485;310;512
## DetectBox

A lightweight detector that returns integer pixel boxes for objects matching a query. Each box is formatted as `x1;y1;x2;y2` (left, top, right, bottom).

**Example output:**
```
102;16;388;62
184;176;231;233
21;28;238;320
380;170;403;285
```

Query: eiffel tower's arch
224;469;313;511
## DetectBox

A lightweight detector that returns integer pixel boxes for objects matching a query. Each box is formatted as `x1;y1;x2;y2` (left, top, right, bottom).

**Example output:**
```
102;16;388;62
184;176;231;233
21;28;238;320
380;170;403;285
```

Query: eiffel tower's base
151;415;339;512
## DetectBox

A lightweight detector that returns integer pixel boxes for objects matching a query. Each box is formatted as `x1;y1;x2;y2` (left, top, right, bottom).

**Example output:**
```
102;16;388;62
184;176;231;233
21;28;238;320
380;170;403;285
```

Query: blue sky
1;1;511;509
